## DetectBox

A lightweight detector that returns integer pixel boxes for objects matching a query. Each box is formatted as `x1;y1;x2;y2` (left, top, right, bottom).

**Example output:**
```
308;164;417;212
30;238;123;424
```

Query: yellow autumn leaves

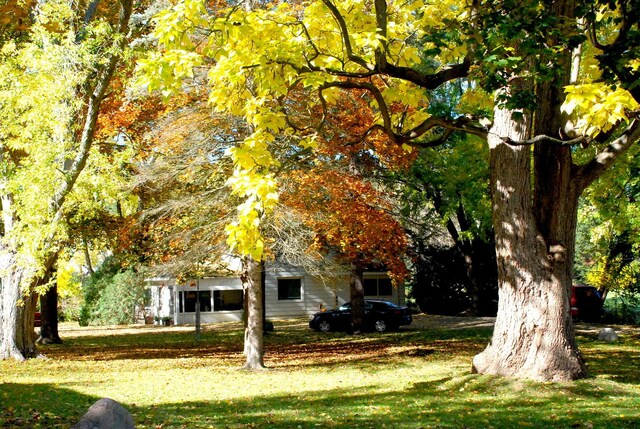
563;83;639;138
138;0;640;262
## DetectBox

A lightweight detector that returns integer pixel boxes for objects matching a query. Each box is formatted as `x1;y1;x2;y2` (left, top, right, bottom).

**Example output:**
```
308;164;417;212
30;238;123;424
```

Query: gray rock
597;327;619;342
71;398;135;429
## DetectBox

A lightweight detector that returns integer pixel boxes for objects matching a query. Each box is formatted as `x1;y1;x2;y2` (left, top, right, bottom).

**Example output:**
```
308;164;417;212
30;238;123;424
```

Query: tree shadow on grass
0;383;99;428
2;374;639;429
39;328;491;370
103;381;640;428
581;348;640;385
40;329;245;362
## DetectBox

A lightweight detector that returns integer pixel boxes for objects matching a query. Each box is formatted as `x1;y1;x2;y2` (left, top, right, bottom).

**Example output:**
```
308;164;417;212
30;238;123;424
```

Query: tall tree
134;96;274;368
0;0;134;360
283;168;409;332
470;0;639;381
139;0;640;381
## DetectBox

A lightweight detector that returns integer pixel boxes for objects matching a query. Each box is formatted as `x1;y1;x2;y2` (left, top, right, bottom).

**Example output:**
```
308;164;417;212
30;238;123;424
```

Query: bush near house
79;257;146;326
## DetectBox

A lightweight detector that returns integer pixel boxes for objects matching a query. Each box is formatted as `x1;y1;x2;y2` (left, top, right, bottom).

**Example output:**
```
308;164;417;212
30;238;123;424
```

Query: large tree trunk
0;192;39;361
472;84;587;381
472;0;589;383
0;253;39;361
241;256;265;369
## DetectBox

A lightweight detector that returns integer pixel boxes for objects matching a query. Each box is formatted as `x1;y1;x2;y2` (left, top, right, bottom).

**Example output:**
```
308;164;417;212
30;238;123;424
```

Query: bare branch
498;134;589;147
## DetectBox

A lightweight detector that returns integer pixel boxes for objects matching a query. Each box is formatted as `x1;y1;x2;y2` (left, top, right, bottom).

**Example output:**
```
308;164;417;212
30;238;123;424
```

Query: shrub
603;291;640;325
79;257;146;326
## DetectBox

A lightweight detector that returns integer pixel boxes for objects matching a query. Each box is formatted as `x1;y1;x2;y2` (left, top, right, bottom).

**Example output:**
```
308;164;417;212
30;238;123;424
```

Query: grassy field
1;316;639;429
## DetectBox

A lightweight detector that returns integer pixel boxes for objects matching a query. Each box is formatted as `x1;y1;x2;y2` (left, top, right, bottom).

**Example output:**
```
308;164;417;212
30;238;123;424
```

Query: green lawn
1;317;639;428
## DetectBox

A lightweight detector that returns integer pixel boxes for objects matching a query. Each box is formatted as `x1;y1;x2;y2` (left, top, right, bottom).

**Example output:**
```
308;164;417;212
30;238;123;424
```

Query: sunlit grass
1;317;639;428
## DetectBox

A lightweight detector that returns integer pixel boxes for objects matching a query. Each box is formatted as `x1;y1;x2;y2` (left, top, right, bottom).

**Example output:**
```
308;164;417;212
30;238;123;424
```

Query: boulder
71;398;135;429
597;327;619;342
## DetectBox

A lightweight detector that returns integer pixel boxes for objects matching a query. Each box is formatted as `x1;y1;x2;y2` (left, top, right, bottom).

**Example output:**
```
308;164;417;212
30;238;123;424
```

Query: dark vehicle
571;284;604;322
309;300;412;333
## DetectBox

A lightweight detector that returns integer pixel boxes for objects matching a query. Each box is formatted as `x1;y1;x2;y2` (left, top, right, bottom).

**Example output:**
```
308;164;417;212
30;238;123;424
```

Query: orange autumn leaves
281;84;414;284
283;169;409;285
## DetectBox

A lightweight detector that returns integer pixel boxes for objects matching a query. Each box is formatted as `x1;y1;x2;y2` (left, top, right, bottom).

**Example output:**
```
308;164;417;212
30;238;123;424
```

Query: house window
364;277;393;296
178;289;243;313
179;290;212;313
278;278;302;300
213;290;243;311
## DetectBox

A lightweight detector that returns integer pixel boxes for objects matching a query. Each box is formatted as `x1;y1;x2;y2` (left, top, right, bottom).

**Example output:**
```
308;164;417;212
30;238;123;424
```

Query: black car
309;300;412;333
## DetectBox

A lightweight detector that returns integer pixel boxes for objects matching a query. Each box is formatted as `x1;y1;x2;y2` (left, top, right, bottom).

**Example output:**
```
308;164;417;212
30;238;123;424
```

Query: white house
146;261;405;325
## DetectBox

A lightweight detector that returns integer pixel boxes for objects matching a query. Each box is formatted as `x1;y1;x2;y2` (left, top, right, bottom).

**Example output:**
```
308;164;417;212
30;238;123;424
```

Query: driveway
408;313;640;337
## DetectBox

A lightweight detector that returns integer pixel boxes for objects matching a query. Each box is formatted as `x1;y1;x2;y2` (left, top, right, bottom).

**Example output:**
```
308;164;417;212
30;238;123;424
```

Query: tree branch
50;0;133;222
575;118;640;193
320;0;373;71
380;60;472;90
498;134;589;147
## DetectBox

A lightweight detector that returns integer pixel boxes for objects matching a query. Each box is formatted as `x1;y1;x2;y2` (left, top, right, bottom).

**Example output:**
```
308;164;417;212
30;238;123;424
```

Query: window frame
277;277;303;301
177;288;244;313
363;276;393;297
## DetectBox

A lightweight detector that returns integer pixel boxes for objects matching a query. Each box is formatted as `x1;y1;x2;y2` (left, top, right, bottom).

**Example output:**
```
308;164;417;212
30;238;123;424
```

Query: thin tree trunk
83;236;94;275
37;252;62;344
241;256;265;369
261;259;267;334
350;266;365;333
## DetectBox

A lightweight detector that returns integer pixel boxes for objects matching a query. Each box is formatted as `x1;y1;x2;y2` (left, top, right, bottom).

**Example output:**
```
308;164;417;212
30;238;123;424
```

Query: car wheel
318;320;331;332
374;319;387;333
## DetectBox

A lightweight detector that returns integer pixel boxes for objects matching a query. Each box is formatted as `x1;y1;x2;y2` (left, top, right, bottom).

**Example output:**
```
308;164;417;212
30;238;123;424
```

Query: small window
363;279;377;296
379;278;393;296
363;277;393;296
278;278;302;300
213;290;243;311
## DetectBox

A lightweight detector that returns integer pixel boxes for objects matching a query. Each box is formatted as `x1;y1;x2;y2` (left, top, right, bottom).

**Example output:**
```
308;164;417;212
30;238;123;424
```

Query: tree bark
349;266;365;333
0;260;40;360
241;256;265;369
38;284;62;344
38;255;62;345
471;84;587;381
0;191;40;360
0;255;28;361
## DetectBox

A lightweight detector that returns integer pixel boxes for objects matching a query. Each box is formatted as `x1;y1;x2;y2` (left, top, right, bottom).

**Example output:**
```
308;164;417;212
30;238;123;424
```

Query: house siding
264;266;349;318
146;264;404;325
